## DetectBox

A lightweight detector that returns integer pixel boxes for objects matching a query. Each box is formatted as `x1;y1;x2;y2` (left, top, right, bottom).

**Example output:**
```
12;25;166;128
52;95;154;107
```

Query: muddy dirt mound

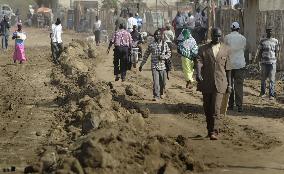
27;40;206;174
60;39;97;76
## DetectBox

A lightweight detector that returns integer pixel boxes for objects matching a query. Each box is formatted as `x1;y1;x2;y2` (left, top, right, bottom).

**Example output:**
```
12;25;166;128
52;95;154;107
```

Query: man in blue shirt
135;13;143;32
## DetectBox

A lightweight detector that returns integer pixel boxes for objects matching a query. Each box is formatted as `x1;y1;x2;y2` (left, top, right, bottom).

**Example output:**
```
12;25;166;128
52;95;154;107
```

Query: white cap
231;22;240;29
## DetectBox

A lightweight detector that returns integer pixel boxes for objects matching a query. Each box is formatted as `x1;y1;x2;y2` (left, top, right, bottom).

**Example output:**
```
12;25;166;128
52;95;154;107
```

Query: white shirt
187;15;195;29
127;17;138;32
224;31;246;69
51;24;63;43
212;43;221;57
163;30;175;43
94;20;101;30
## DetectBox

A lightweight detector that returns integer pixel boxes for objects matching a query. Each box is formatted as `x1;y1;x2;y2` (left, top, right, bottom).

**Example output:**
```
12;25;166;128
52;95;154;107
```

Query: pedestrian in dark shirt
0;16;11;50
130;25;143;58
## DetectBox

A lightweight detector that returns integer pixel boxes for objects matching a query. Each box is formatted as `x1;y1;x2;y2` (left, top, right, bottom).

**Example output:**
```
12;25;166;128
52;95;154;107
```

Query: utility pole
160;1;165;27
156;0;158;28
207;0;212;41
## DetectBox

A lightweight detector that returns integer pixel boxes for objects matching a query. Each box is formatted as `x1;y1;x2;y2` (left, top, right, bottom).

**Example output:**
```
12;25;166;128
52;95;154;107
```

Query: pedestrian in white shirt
127;13;137;32
50;18;63;64
93;16;101;46
186;12;195;30
224;22;246;112
163;24;175;52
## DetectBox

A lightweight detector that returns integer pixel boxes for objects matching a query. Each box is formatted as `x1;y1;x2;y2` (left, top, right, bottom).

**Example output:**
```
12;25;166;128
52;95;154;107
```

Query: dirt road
0;28;85;172
0;27;284;173
95;44;284;174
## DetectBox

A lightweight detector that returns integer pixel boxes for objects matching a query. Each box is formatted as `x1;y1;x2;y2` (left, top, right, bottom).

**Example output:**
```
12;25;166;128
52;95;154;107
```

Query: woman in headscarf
177;28;198;89
12;22;27;64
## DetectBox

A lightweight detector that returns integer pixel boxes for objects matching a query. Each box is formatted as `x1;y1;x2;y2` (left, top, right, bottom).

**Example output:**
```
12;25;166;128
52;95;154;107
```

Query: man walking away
127;13;138;33
186;12;195;30
200;11;208;43
107;23;132;82
115;13;127;31
135;13;143;32
0;16;11;50
94;16;102;46
195;7;203;27
139;29;171;101
196;28;232;140
50;18;63;64
173;11;185;39
255;26;280;100
130;25;143;60
224;22;246;112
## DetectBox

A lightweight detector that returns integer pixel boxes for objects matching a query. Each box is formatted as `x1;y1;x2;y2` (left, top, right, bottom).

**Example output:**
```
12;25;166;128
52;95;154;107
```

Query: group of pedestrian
172;8;208;44
115;12;143;32
106;9;280;141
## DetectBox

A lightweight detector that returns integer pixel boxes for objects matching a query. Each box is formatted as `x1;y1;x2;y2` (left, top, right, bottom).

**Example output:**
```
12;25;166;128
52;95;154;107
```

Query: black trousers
51;42;63;63
113;46;129;79
94;30;101;44
229;69;245;108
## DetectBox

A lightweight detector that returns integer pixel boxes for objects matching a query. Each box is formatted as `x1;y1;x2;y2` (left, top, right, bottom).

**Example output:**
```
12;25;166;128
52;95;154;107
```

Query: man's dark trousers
2;35;8;49
113;46;129;80
229;69;244;108
51;42;63;63
202;92;223;135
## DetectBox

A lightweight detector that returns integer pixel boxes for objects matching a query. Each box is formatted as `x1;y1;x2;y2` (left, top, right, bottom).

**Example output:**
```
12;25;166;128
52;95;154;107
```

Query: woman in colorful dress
12;23;27;64
177;28;198;89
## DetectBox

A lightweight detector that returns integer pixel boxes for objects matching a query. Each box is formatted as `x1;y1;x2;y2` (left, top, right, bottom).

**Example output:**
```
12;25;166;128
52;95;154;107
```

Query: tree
102;0;119;9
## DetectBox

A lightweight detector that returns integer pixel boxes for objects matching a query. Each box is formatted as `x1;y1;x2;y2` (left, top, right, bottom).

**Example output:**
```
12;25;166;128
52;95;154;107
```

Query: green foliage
102;0;118;8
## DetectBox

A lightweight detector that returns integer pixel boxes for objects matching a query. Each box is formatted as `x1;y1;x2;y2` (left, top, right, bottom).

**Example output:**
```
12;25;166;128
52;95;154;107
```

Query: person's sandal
210;134;218;140
186;81;193;89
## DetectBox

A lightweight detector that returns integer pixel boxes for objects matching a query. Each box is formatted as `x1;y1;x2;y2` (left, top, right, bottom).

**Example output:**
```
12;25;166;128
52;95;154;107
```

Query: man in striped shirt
139;29;171;101
256;27;280;100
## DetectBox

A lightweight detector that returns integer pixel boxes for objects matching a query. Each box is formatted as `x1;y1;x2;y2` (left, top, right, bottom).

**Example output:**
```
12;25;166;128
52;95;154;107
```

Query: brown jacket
196;42;231;93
